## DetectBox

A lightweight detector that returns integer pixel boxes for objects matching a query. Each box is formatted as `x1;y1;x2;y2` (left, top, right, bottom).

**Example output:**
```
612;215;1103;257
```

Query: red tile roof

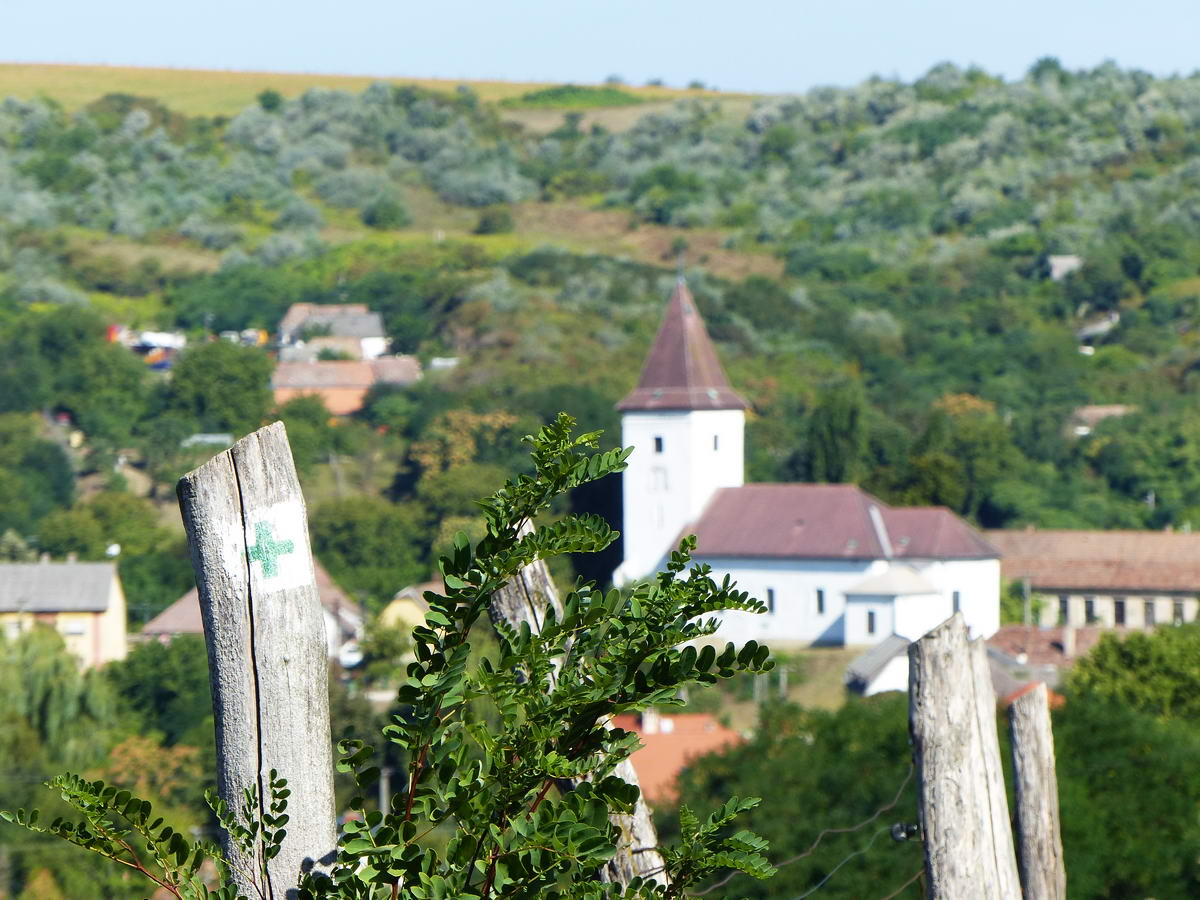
984;529;1200;592
611;712;741;804
689;484;998;560
617;279;747;412
987;624;1113;666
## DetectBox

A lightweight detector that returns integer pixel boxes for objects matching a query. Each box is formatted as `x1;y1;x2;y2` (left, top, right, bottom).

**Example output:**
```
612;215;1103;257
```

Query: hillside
4;57;1200;611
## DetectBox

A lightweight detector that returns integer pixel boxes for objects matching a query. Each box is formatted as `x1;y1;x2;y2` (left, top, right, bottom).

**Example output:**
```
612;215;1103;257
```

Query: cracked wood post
178;422;335;899
1008;683;1066;900
489;529;668;887
908;613;1020;900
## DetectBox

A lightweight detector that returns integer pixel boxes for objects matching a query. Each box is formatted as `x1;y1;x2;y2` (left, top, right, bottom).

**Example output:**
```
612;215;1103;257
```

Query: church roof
688;484;998;561
617;279;748;412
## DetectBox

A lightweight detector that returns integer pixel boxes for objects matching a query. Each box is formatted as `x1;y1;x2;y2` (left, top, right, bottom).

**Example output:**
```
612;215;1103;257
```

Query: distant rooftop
0;561;118;613
279;303;386;342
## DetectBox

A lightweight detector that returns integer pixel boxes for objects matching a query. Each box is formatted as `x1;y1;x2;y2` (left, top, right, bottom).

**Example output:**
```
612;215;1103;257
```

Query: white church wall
910;558;1000;638
892;592;954;641
697;556;887;645
617;408;744;582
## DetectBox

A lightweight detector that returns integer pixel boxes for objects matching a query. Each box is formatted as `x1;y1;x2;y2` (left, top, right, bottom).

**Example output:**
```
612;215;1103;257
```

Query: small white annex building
614;279;1001;650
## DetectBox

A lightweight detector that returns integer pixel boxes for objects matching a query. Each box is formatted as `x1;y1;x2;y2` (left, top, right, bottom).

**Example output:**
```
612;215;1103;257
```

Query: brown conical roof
618;279;748;412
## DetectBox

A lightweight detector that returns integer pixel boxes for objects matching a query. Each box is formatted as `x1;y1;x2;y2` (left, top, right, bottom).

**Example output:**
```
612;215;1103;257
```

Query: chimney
1062;626;1076;660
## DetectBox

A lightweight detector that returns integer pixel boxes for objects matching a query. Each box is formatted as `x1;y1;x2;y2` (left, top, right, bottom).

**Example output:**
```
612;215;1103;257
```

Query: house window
952;591;961;614
816;589;825;615
1084;597;1096;624
766;588;775;614
713;435;719;451
1059;596;1070;625
1174;600;1185;625
1145;600;1156;627
653;436;664;454
867;610;876;635
1114;598;1126;625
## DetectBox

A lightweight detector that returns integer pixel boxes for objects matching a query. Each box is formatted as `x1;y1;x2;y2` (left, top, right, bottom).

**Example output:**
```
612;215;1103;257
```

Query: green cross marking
248;521;294;579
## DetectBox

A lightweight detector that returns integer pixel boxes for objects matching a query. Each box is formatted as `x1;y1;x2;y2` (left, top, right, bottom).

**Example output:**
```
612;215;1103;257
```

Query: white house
614;278;1001;649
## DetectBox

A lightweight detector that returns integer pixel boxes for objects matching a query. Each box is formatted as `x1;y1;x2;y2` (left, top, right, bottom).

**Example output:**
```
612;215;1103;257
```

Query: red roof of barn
688;484;998;560
984;529;1200;593
617;279;747;412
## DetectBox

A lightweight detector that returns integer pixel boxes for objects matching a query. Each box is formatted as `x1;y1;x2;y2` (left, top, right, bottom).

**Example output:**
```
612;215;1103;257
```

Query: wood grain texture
908;614;1020;900
488;533;668;887
178;422;335;899
1009;683;1067;900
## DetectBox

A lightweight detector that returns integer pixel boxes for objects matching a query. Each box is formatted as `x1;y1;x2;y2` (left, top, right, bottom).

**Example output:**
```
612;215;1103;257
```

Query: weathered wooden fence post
1009;683;1067;900
489;531;668;886
178;422;335;898
908;613;1020;899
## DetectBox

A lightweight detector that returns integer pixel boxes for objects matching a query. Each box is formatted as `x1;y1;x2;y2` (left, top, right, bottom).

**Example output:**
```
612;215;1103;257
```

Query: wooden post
178;422;336;898
908;614;1020;900
489;538;668;886
1009;683;1067;900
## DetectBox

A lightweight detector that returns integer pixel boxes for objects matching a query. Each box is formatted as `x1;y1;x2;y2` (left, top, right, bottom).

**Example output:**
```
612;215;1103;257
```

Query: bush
360;192;410;229
472;204;514;234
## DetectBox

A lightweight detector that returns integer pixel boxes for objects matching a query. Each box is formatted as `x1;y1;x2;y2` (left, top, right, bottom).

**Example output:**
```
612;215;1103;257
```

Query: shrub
360;192;410;229
473;204;514;234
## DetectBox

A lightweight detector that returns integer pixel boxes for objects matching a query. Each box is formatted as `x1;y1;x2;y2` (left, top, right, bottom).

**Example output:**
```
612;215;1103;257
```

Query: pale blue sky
4;0;1198;93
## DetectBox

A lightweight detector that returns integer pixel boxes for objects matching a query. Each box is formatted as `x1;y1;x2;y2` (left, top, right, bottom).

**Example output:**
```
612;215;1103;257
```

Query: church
613;278;1001;649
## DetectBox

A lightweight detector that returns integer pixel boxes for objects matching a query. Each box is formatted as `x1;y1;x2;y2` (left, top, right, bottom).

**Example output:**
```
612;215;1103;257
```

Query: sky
4;0;1199;93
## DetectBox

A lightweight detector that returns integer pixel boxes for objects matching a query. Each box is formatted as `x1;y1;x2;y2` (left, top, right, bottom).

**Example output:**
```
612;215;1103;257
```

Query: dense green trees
166;341;273;435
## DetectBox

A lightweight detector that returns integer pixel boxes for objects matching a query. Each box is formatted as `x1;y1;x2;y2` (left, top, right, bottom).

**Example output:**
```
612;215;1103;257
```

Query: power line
688;764;914;897
792;825;890;900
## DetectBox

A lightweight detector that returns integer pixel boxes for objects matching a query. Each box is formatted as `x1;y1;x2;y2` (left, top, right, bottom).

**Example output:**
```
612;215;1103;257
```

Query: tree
1066;624;1200;722
105;636;213;748
168;341;273;435
310;497;428;607
806;380;868;483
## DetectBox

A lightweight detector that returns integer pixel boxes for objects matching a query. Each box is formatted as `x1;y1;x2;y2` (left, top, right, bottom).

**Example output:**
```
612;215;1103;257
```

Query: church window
1114;598;1126;625
654;436;664;454
867;610;876;635
952;591;961;614
1145;600;1156;626
713;435;719;450
816;589;825;614
766;588;775;614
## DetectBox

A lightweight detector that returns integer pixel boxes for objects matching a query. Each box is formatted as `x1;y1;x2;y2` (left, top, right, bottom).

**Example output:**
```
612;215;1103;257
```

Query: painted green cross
248;521;294;578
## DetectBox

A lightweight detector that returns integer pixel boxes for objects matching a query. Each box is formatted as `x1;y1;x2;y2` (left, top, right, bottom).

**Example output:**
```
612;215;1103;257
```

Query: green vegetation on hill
499;83;645;109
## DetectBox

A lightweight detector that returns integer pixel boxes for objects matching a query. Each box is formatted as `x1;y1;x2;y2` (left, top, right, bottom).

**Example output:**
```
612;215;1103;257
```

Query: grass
500;84;645;110
0;63;729;118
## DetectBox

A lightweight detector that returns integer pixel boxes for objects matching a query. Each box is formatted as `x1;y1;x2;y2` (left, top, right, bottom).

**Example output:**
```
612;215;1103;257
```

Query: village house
278;303;389;361
984;527;1200;629
614;279;1001;650
271;356;422;416
0;559;128;667
143;559;364;664
610;709;741;805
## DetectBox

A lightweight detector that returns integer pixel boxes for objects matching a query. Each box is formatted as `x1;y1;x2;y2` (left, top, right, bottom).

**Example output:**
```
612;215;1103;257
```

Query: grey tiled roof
0;562;118;613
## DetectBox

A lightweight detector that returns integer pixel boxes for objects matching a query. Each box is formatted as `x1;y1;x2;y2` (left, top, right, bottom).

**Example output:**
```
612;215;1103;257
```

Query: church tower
613;278;747;583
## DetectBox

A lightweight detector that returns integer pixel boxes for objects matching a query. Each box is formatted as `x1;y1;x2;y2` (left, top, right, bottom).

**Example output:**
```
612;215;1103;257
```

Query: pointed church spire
617;278;748;411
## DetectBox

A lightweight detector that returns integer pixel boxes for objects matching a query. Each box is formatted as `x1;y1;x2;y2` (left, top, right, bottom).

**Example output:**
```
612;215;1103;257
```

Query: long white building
614;279;1000;648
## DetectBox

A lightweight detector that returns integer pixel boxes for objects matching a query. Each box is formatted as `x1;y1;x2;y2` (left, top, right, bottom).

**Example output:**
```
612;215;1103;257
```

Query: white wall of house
907;558;1000;639
863;654;910;696
1038;592;1200;629
616;408;744;583
844;595;897;645
695;556;998;647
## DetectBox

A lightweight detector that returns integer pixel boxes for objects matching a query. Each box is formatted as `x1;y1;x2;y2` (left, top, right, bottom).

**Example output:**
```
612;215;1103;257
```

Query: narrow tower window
952;591;961;614
816;589;825;614
867;610;876;635
766;588;775;614
654;436;664;454
713;435;719;450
